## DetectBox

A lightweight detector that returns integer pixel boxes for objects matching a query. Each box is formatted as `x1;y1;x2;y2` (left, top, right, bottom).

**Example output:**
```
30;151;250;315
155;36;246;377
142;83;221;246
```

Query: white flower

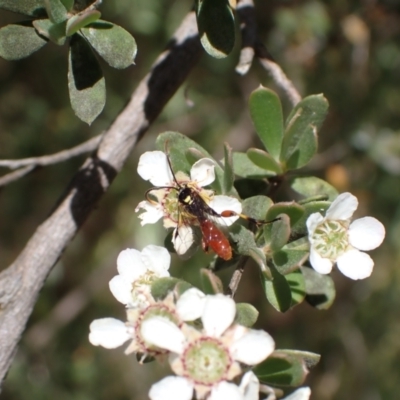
109;245;170;307
142;294;275;400
89;318;132;349
135;151;242;257
281;387;311;400
89;286;208;358
307;192;385;280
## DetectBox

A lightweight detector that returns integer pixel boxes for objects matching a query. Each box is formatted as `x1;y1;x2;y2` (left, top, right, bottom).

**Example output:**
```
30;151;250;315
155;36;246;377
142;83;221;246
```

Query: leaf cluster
0;0;137;124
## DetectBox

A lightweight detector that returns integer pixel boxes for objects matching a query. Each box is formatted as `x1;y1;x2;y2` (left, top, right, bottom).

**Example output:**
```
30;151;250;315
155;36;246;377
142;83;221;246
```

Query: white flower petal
282;387;311;400
109;275;133;305
141;316;185;354
172;225;195;255
141;245;171;276
202;294;236;337
190;158;216;187
117;248;145;281
240;371;260;400
306;212;324;237
135;200;164;225
309;248;333;274
348;217;385;251
336;249;374;280
209;381;243;400
326;192;358;220
209;195;242;226
137;151;174;186
176;288;206;321
89;318;130;349
231;329;275;365
149;376;193;400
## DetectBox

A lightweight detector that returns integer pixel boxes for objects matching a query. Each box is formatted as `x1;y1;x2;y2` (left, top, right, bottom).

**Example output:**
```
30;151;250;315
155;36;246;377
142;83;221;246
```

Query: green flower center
183;338;231;385
312;220;349;260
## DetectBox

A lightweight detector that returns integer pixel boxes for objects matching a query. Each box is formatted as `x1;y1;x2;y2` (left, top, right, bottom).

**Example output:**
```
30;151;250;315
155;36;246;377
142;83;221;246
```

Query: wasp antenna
164;140;181;188
145;186;178;204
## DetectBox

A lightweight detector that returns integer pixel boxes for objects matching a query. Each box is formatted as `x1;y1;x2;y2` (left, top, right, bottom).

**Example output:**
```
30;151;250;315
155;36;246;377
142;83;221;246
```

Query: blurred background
0;0;399;399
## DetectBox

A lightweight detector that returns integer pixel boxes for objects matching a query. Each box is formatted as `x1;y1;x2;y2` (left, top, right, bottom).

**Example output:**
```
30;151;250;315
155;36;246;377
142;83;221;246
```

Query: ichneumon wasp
144;153;234;260
143;151;277;260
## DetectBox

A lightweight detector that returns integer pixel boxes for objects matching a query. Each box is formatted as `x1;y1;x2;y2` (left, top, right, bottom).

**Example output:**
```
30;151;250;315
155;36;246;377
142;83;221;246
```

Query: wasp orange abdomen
200;219;232;261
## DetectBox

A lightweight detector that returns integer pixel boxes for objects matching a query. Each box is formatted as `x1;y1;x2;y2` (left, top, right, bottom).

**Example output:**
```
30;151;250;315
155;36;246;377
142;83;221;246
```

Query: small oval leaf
273;248;309;275
254;349;320;386
249;86;284;160
301;266;336;309
151;277;192;300
270;214;291;252
232;152;272;179
291;176;338;201
235;303;259;327
242;195;274;222
247;148;283;175
266;202;305;227
66;10;102;36
0;0;46;17
287;269;306;306
44;0;68;24
196;0;235;59
68;33;106;124
81;20;137;69
281;94;329;169
33;19;67;45
262;264;292;312
0;24;47;60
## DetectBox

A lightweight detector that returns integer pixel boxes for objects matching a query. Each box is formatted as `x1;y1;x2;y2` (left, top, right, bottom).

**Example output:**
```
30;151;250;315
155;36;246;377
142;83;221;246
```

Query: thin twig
256;44;302;106
0;165;35;187
228;256;249;298
235;0;302;106
236;0;257;75
0;135;102;170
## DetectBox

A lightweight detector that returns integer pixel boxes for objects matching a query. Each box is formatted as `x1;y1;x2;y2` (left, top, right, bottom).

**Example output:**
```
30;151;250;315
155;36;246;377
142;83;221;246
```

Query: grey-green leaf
232;152;272;179
33;19;66;45
281;94;329;170
291;176;338;201
270;214;290;252
235;303;259;327
60;0;73;11
151;277;192;300
291;200;330;236
66;10;102;36
266;202;304;227
247;148;283;175
68;34;106;124
196;0;235;59
242;195;274;222
273;248;309;275
0;0;46;17
262;264;292;312
249;86;284;160
287;269;306;306
44;0;68;24
301;266;336;309
254;349;320;386
0;24;47;60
